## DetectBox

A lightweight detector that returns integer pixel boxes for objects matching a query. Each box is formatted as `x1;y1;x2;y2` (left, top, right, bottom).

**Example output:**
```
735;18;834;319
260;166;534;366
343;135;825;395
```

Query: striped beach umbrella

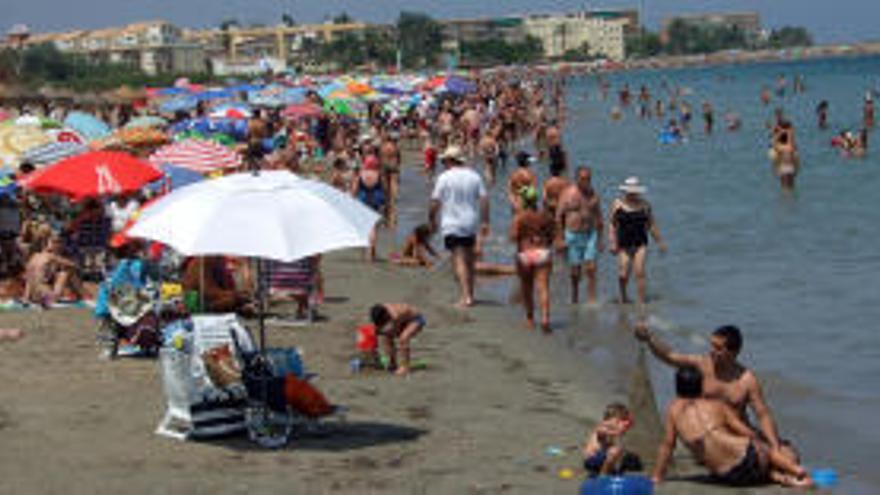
149;140;242;174
21;141;88;166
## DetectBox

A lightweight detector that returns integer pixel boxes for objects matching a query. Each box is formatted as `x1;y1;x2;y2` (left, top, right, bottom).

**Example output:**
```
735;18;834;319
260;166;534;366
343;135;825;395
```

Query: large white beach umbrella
129;170;379;262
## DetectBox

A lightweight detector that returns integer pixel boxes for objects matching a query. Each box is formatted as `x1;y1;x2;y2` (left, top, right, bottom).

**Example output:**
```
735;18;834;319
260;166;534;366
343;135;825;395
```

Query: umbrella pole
257;257;266;354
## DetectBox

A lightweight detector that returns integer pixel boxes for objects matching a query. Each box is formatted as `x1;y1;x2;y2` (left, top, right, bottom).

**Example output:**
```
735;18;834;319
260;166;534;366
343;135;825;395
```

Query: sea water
396;55;880;494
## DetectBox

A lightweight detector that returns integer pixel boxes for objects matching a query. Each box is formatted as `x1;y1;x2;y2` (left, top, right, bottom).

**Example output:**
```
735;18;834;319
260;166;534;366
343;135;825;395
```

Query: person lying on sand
0;328;24;342
653;367;812;488
391;224;437;267
370;303;425;376
22;235;84;307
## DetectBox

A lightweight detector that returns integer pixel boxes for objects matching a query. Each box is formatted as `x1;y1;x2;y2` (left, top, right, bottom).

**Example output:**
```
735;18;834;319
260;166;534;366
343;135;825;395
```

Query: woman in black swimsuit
608;177;666;305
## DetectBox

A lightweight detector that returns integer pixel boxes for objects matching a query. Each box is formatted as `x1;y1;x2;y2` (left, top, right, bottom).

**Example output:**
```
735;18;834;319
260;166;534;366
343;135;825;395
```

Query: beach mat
0;299;95;311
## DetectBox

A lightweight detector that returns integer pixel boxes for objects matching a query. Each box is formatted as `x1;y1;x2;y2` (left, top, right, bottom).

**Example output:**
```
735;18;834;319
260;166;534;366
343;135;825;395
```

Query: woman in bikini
608;177;666;306
510;186;555;332
772;121;799;189
653;366;812;488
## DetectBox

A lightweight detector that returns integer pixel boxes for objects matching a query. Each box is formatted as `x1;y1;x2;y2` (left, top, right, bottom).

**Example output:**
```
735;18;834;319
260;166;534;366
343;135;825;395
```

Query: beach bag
202;344;243;388
284;375;333;418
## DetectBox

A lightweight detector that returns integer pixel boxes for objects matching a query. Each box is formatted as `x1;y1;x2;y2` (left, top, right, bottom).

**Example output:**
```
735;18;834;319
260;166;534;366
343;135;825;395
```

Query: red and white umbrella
149;140;243;174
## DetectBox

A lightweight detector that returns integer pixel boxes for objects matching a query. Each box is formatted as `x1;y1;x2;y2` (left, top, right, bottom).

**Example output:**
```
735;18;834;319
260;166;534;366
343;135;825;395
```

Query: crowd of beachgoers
2;61;870;489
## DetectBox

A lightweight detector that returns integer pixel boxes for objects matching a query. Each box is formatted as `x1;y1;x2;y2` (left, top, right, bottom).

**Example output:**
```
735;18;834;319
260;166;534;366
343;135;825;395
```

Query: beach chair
264;257;320;324
70;216;112;282
155;314;255;440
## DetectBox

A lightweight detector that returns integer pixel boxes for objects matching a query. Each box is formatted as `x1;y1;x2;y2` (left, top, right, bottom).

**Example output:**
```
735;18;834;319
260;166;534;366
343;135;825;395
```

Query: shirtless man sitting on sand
556;166;603;304
22;235;84;306
635;323;786;452
653;366;812;488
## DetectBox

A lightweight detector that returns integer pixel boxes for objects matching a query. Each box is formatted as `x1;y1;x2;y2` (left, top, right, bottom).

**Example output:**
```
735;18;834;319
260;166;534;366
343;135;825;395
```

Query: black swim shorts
444;234;476;251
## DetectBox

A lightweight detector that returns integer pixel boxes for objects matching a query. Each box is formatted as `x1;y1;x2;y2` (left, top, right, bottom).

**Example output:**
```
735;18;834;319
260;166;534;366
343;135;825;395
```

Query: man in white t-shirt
429;146;489;307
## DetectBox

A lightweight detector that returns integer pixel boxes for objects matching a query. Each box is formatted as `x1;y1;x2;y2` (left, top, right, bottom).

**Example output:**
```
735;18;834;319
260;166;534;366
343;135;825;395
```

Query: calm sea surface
398;55;880;494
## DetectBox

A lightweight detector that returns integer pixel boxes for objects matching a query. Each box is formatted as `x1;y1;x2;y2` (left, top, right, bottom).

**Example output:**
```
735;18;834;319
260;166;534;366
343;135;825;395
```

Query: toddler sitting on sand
583;403;640;477
370;303;426;376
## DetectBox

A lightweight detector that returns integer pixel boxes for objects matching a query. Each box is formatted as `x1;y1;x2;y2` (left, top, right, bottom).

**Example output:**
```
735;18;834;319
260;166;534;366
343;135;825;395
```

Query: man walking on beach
430;146;489;308
556;167;603;304
634;323;784;451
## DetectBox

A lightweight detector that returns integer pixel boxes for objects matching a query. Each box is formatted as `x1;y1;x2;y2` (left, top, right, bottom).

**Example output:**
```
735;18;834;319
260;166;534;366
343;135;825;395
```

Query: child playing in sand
583;403;637;477
369;303;426;376
391;224;437;267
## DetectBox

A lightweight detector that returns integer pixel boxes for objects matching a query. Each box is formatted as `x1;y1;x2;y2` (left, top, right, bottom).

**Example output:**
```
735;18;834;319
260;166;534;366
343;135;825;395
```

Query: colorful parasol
281;102;324;120
19;151;162;200
0;124;52;170
149;140;243;174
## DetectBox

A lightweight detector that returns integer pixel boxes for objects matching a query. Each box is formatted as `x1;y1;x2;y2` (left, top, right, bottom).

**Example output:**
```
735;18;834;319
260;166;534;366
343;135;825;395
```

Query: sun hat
440;145;465;163
619;176;646;195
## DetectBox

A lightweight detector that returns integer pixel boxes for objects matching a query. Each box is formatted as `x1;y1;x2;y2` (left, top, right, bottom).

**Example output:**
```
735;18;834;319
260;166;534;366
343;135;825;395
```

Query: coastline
1;224;792;494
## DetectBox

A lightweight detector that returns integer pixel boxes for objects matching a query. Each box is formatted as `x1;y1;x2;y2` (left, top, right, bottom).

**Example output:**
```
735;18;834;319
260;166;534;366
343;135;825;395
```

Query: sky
1;0;877;44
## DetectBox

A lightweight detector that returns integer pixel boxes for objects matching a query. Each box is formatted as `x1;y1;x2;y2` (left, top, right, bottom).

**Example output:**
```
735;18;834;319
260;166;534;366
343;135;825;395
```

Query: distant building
6;24;31;49
660;12;762;45
7;20;207;75
439;17;527;54
523;11;634;61
184;22;382;67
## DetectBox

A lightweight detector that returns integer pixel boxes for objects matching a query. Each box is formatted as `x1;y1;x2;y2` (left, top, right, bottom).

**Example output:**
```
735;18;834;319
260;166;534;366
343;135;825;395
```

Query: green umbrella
324;98;354;116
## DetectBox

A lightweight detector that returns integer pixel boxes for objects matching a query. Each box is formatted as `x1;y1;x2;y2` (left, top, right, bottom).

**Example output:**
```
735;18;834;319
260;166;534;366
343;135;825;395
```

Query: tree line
627;21;814;59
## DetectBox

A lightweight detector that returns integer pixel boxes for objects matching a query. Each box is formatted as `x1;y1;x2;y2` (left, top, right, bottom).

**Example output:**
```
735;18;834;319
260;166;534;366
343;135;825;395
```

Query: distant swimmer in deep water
816;100;829;129
771;120;799;190
864;91;875;128
702;101;714;135
760;86;771;106
724;111;741;132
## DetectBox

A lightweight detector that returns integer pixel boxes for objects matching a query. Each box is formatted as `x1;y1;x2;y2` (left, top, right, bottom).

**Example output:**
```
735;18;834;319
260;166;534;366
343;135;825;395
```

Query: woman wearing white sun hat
607;177;666;306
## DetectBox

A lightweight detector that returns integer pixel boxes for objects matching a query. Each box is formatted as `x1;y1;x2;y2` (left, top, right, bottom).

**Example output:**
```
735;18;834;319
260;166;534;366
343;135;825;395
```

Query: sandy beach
0;220;798;494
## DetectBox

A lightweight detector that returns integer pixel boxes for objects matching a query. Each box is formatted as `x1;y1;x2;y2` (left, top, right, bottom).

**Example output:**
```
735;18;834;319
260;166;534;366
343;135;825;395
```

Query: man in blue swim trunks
556;166;604;304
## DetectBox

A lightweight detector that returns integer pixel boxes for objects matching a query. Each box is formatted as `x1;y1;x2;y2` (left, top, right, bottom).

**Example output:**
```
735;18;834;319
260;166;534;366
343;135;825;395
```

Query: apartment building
10;20;207;75
523;11;634;61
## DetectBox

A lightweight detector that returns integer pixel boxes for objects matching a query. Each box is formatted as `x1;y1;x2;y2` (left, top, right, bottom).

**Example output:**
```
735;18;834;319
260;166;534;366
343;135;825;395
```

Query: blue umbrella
148;163;205;193
195;89;235;102
63;112;111;141
444;76;477;95
155;87;188;97
159;96;198;114
170;118;248;141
